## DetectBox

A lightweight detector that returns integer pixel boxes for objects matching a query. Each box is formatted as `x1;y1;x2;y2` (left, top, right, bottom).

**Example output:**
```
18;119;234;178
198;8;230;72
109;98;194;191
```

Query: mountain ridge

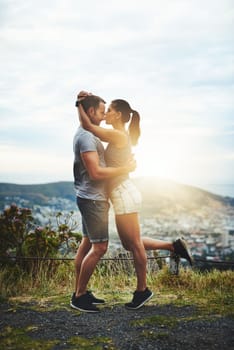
0;177;233;211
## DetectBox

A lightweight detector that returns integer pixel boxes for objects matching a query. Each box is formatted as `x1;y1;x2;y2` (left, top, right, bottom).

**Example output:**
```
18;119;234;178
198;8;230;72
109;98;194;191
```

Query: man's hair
80;95;106;113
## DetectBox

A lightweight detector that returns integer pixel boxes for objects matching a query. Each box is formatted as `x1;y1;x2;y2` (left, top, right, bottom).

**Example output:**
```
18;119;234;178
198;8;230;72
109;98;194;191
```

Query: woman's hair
111;99;140;145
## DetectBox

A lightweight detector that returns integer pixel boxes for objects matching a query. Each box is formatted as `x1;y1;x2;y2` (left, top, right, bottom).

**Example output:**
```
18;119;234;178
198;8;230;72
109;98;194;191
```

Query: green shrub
0;204;82;275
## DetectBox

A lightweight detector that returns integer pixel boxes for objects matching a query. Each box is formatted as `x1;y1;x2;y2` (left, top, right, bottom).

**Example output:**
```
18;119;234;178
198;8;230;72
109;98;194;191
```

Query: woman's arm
78;104;127;147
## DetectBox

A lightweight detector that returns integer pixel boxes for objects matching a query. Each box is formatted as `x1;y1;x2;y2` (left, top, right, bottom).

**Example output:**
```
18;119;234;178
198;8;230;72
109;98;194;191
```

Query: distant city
3;189;234;269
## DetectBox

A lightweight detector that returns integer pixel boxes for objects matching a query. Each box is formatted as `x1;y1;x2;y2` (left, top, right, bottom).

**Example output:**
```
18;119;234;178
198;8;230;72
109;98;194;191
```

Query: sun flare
133;131;197;184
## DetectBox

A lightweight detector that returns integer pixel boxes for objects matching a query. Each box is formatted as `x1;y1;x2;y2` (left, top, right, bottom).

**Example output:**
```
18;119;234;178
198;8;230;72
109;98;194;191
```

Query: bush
0;204;34;259
0;204;82;275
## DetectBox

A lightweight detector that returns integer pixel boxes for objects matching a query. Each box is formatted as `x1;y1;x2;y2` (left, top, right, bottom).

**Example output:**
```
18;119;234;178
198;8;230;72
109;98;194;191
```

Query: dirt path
0;301;233;349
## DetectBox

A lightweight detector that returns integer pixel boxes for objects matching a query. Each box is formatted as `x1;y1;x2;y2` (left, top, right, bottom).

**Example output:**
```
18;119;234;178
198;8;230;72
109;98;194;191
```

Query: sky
0;0;234;189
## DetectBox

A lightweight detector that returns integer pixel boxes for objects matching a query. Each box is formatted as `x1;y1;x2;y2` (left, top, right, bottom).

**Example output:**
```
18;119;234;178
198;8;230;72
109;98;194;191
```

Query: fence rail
0;255;169;261
1;255;234;265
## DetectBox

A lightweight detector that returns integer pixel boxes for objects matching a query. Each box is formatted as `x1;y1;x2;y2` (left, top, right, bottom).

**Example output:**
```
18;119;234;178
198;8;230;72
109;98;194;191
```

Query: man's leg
74;236;91;293
76;240;108;297
72;198;109;311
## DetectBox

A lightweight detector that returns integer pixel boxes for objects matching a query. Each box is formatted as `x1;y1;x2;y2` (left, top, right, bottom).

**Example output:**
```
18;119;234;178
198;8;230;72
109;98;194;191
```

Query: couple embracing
70;91;193;313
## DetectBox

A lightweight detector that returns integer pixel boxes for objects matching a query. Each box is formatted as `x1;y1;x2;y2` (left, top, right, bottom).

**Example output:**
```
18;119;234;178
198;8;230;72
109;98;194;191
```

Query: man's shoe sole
92;301;105;305
70;302;99;313
125;292;154;310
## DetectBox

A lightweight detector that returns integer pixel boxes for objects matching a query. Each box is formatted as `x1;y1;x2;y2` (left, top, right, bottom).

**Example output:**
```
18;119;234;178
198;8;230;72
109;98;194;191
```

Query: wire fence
0;255;169;261
1;255;234;266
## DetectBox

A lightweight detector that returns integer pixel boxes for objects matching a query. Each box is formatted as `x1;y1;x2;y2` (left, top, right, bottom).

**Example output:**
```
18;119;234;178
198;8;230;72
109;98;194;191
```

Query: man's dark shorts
76;197;109;243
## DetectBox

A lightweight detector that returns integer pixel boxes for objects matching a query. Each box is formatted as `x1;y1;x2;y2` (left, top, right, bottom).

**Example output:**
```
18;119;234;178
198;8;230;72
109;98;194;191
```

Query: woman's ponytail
128;110;140;145
111;99;141;145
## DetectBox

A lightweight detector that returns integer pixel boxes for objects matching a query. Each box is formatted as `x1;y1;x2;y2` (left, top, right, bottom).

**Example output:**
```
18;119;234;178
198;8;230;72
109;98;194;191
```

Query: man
70;93;135;313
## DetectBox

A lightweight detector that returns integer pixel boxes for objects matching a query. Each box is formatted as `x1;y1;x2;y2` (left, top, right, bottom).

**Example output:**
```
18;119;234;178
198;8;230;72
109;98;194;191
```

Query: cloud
0;0;233;185
0;143;73;183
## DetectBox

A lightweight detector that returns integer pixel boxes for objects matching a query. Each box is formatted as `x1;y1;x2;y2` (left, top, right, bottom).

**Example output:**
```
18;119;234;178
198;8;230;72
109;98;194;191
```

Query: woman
76;92;193;309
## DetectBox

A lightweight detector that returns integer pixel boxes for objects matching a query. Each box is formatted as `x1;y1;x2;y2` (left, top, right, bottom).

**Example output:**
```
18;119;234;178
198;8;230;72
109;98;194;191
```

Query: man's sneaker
87;291;105;305
70;292;100;313
70;291;105;305
125;288;153;310
70;292;77;304
173;238;193;266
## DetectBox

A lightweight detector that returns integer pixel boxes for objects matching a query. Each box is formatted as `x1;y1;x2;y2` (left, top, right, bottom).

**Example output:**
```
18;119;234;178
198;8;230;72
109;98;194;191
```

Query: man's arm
81;151;135;181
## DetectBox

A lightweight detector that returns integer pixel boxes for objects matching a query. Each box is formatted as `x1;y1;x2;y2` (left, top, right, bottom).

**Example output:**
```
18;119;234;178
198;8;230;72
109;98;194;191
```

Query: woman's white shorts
110;179;142;215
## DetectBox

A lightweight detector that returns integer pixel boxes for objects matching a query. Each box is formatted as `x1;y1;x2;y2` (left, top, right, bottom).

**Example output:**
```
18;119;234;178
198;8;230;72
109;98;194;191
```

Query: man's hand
126;157;137;173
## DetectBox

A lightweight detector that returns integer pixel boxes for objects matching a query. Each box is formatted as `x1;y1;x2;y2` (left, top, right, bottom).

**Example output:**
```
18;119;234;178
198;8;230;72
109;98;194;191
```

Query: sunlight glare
133;131;193;183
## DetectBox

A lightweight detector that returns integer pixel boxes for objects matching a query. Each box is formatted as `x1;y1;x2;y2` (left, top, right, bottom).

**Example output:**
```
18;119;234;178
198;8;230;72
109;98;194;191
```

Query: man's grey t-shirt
73;126;107;201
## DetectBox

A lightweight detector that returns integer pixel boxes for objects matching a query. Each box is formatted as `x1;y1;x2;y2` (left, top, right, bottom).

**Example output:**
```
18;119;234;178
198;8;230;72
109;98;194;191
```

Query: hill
133;177;234;215
0;178;233;212
0;181;75;209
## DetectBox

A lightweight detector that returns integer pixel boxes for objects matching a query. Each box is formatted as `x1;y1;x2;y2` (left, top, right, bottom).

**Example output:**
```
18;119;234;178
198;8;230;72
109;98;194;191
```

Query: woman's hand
77;90;92;100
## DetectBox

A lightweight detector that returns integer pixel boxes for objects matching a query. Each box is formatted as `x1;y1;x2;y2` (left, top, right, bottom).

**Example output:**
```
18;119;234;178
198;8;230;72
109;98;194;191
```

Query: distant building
222;231;229;247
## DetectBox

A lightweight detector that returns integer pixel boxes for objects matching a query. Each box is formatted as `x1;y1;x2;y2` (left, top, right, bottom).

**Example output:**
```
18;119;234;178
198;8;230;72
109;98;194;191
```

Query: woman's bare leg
142;237;174;252
115;213;147;291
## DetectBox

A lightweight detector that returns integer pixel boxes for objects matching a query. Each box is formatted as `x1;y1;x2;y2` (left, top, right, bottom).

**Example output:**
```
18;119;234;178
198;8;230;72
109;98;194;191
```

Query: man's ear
87;106;95;117
116;111;121;120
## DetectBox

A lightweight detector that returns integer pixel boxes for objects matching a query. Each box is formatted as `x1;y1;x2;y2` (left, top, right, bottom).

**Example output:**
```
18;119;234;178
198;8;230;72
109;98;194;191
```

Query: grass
1;262;233;350
68;336;117;350
0;326;59;350
131;314;178;327
0;260;234;316
0;326;117;350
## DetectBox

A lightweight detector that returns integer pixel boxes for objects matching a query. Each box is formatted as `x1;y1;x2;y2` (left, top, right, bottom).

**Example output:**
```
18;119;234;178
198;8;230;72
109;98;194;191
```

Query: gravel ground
0;300;233;350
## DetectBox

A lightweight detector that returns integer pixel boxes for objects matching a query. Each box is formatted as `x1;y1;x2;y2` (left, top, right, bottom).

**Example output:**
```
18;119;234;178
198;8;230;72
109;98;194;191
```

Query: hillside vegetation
0;181;75;209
